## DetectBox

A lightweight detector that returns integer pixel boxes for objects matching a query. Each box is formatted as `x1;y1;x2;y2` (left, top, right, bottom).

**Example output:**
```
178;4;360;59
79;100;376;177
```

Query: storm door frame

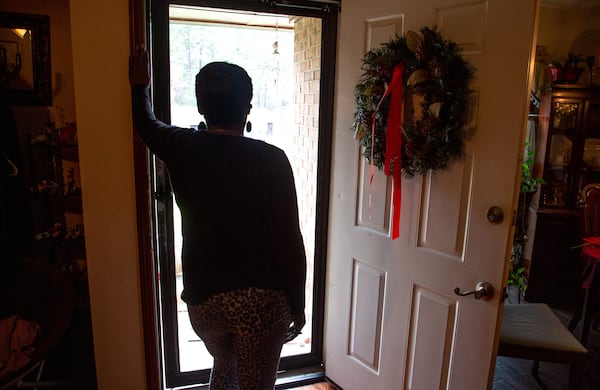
131;0;339;388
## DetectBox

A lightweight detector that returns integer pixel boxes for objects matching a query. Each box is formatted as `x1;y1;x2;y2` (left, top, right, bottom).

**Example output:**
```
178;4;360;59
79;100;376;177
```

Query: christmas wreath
353;26;475;178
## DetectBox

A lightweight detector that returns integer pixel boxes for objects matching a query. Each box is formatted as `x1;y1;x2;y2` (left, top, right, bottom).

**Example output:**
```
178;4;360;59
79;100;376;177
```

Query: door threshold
170;366;333;390
275;365;326;388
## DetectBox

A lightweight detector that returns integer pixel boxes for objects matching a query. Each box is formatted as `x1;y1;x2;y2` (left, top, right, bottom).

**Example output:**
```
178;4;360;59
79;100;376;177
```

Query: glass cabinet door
581;101;600;190
542;101;580;207
586;101;600;129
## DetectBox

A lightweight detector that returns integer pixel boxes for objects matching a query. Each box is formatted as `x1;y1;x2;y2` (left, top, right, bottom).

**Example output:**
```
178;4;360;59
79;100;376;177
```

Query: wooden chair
579;183;600;237
568;183;600;345
498;303;588;389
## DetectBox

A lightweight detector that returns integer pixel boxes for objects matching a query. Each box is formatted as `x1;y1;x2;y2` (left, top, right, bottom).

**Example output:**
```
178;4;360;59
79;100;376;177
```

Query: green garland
353;26;475;178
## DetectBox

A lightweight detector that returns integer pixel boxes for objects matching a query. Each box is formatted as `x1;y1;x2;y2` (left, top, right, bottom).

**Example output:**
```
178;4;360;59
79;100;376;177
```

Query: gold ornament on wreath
353;26;475;178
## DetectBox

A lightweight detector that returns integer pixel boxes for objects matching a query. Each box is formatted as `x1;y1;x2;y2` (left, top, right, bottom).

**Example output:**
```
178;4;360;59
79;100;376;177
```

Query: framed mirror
0;11;51;106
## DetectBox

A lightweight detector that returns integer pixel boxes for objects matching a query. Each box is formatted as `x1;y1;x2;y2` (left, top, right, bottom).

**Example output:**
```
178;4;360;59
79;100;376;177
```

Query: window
145;1;338;387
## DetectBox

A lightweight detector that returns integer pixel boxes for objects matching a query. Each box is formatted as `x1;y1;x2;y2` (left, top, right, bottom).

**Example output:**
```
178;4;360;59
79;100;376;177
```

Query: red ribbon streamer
371;63;404;239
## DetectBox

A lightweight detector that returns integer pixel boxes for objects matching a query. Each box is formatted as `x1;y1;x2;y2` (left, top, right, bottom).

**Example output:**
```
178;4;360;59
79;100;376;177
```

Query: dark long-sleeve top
131;86;306;316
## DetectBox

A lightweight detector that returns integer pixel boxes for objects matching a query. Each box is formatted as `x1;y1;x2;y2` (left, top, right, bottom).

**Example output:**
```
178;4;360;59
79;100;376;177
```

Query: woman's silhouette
130;47;306;389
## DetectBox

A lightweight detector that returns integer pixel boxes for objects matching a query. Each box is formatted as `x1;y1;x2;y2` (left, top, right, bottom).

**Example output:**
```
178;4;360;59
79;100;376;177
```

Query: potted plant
509;143;545;303
562;53;585;83
547;53;585;84
547;60;562;83
507;265;527;303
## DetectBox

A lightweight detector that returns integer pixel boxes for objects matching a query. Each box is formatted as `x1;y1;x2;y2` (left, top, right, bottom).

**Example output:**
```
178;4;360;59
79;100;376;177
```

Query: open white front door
325;1;539;389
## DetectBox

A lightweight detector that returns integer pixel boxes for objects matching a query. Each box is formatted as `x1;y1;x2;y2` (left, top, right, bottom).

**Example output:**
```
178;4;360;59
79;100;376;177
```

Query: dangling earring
246;121;252;133
198;121;207;131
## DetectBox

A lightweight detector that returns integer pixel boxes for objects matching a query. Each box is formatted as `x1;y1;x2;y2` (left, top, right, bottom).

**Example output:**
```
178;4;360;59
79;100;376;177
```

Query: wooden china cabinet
526;84;600;304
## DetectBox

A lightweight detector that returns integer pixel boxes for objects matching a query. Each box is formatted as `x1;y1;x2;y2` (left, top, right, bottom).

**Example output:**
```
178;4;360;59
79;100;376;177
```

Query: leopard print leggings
187;288;293;390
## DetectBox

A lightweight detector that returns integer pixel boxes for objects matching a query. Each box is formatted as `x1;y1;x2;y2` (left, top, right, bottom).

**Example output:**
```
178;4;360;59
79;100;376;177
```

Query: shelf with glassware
23;118;95;385
25;121;87;285
525;84;600;304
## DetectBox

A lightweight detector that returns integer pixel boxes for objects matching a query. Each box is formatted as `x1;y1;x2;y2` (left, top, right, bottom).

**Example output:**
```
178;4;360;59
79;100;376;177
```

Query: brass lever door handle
454;281;494;301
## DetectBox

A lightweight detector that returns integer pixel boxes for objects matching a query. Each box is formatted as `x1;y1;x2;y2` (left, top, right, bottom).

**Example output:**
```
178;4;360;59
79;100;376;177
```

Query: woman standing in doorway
129;48;306;390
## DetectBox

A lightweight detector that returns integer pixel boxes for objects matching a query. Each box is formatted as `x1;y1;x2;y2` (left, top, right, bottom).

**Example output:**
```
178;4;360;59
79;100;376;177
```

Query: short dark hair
195;62;253;127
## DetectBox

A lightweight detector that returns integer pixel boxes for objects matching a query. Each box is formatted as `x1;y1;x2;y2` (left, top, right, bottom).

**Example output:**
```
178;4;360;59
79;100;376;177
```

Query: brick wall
293;16;321;323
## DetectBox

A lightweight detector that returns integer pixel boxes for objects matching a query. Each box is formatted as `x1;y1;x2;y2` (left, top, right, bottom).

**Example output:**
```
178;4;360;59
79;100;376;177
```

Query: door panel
418;159;473;257
325;1;539;389
348;258;386;372
406;285;455;390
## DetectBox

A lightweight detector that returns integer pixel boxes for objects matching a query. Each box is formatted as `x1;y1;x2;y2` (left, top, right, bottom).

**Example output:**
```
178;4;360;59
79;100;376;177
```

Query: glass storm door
148;0;338;387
